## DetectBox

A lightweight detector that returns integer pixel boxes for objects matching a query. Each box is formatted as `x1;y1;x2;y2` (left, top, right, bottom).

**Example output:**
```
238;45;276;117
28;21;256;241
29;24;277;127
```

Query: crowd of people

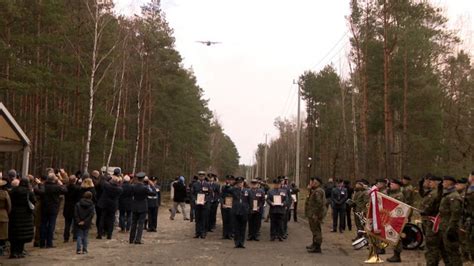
184;172;299;249
0;168;161;258
333;172;474;265
0;166;472;265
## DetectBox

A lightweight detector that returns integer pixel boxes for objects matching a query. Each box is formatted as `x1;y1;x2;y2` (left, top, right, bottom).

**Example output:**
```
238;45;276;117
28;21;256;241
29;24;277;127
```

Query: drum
352;237;368;250
401;223;424;250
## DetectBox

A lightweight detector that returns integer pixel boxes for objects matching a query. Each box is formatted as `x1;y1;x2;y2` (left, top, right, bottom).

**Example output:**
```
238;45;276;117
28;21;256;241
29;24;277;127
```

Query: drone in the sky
196;41;221;46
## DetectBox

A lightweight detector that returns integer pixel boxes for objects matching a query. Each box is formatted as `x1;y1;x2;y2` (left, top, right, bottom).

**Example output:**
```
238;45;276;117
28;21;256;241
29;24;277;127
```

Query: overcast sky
115;0;474;164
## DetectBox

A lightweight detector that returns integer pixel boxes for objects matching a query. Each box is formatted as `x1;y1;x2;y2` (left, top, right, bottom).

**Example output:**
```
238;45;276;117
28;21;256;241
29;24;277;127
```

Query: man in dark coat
97;176;123;239
9;178;36;258
37;173;67;248
129;172;156;244
247;179;265;241
191;171;211;239
170;176;188;220
119;175;133;232
63;175;81;242
330;179;347;233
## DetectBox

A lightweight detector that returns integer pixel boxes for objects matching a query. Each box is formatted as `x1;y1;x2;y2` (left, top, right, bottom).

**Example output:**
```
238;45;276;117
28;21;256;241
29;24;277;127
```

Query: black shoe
254;238;260;241
96;235;102;239
106;236;112;240
76;250;82;254
247;237;253;241
64;239;69;243
278;237;283;241
387;254;401;263
134;241;144;244
200;235;206;239
193;235;200;238
271;237;276;241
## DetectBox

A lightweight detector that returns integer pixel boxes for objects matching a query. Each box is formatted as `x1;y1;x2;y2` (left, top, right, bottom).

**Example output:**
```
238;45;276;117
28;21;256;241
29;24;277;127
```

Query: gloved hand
447;227;459;242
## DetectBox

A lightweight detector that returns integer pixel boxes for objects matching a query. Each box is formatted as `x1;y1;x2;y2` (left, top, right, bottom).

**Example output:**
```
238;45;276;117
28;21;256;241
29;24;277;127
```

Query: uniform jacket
402;184;415;206
248;188;265;213
231;187;251;215
353;188;369;213
267;188;288;214
147;183;161;208
388;189;405;203
191;180;211;205
131;182;156;213
210;182;221;203
305;186;326;221
439;188;462;231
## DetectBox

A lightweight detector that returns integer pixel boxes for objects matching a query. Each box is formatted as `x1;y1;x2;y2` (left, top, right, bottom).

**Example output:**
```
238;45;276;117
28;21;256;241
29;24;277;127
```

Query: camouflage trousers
460;226;474;262
438;227;462;266
423;221;449;266
308;216;322;245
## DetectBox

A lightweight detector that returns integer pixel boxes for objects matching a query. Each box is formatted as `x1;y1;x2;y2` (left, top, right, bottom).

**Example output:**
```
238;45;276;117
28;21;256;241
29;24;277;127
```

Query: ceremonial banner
366;187;412;245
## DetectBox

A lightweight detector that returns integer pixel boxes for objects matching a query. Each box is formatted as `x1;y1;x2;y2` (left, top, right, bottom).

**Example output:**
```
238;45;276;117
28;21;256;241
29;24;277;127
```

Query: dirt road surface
0;201;427;265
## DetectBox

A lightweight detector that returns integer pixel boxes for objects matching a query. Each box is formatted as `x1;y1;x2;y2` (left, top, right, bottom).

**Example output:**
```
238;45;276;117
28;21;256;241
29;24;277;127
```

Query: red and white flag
366;187;412;245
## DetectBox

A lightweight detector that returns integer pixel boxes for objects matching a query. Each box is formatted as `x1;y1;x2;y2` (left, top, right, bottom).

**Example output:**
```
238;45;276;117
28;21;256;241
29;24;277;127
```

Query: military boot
308;243;321;253
387;251;401;263
306;243;315;250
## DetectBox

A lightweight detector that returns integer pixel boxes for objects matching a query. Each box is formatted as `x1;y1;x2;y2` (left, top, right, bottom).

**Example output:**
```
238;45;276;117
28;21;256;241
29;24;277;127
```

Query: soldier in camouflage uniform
461;173;474;262
352;179;369;241
420;175;448;266
401;176;415;207
438;176;462;266
305;177;326;253
386;179;406;263
455;177;470;262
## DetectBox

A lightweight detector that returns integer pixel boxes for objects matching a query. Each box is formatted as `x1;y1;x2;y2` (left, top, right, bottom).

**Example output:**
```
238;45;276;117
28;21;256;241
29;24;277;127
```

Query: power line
308;30;349;71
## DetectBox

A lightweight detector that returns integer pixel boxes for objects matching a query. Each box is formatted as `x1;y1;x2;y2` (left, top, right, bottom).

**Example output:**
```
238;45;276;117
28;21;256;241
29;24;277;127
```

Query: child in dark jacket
74;191;95;254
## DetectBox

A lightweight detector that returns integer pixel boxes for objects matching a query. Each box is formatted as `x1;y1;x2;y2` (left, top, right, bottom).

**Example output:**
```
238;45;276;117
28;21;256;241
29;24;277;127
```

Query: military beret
272;178;280;184
402;175;411;181
313;177;322;184
443;176;457;183
427;175;442;181
113;168;121;175
361;179;370;186
391;179;402;186
376;178;387;184
136;172;146;179
457;177;468;184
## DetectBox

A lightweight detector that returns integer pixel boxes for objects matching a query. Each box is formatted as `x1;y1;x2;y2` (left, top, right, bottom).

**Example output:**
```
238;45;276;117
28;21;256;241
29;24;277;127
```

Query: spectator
146;176;160;232
324;178;335;209
330;179;348;233
79;177;96;203
97;175;122;239
170;176;188;220
119;175;133;232
63;175;81;242
0;178;11;256
37;173;67;248
9;177;36;258
74;191;95;254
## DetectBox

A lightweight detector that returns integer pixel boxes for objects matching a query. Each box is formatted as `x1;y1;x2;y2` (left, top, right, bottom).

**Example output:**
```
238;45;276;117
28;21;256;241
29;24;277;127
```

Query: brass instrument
365;234;389;263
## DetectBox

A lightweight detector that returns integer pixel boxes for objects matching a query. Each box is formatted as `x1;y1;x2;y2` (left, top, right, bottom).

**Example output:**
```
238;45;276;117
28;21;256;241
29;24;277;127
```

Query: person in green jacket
305;177;326;253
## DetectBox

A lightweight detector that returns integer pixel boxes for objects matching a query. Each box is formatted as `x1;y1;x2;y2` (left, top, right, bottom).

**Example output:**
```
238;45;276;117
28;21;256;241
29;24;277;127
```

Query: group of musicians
349;173;474;265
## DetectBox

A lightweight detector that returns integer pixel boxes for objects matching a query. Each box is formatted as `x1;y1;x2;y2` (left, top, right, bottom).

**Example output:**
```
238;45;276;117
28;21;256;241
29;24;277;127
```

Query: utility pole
264;134;268;180
294;80;301;188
